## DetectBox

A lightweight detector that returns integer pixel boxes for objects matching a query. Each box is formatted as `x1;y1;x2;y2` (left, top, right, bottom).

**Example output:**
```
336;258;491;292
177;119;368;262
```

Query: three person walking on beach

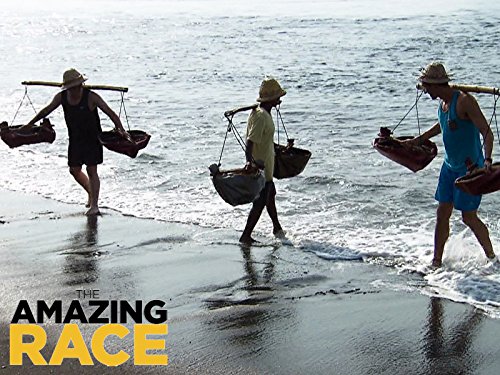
239;77;286;245
406;62;498;267
23;68;130;216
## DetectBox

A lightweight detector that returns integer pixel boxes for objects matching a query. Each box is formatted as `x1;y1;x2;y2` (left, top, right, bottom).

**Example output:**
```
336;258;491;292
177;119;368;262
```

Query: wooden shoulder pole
416;83;499;95
450;84;499;95
85;84;128;93
21;80;61;88
21;81;128;92
224;104;259;119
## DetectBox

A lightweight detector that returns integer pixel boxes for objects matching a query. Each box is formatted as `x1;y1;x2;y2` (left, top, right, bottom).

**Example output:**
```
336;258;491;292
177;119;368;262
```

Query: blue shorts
435;163;481;211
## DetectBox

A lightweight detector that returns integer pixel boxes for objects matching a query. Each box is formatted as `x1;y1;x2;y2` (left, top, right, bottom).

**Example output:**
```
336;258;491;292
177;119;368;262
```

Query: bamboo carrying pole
416;83;499;95
450;84;499;95
21;80;128;92
224;104;258;119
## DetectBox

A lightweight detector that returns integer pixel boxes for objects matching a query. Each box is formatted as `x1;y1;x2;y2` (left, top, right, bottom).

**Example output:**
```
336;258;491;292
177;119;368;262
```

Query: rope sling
10;86;38;125
373;88;437;172
95;90;151;158
216;104;259;168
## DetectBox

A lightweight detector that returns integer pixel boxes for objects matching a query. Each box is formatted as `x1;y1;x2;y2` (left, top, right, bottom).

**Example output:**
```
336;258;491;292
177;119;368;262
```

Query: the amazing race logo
9;289;168;366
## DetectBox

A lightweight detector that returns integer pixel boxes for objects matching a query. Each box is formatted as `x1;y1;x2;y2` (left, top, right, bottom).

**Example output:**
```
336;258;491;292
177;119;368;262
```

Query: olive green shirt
247;107;275;181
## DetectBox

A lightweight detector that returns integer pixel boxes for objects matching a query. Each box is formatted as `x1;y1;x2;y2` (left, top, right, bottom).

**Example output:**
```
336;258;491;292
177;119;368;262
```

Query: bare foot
85;196;91;208
487;255;499;264
431;258;442;268
239;236;258;245
274;229;286;239
85;207;101;216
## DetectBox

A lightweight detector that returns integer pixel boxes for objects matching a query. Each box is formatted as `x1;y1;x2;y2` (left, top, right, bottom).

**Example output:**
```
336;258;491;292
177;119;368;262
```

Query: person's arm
245;139;254;167
23;93;62;128
405;122;441;146
90;92;132;141
462;94;493;168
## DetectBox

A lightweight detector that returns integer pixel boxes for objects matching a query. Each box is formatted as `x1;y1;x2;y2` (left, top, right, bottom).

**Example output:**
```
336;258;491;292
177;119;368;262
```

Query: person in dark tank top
23;68;131;216
405;62;497;267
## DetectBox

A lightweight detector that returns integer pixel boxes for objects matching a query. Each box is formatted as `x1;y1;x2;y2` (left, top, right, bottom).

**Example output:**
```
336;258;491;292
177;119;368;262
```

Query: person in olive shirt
24;68;130;216
239;77;286;244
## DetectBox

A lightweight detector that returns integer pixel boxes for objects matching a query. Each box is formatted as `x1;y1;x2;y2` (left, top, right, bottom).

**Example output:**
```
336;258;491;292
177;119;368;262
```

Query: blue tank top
438;91;484;172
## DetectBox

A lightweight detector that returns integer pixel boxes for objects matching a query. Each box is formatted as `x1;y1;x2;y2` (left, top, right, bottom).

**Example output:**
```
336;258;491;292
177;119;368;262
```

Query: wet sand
1;189;499;374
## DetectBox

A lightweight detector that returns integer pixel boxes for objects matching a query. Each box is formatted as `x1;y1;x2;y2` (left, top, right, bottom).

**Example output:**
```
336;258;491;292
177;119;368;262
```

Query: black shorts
68;140;103;167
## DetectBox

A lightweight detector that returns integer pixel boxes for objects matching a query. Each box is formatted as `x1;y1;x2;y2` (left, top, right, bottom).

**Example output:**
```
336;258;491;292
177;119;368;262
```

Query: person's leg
432;163;456;267
68;143;92;207
69;166;91;204
454;178;495;260
461;210;495;259
433;202;453;267
85;165;100;216
265;182;283;235
239;184;268;244
239;205;265;244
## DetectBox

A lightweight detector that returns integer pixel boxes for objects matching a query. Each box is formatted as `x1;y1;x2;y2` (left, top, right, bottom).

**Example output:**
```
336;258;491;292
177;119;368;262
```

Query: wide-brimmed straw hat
257;77;287;103
418;62;452;84
62;68;87;90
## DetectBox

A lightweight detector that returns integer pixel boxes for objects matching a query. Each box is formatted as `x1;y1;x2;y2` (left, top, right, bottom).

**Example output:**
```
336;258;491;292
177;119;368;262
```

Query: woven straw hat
62;68;87;90
257;77;287;103
418;62;452;84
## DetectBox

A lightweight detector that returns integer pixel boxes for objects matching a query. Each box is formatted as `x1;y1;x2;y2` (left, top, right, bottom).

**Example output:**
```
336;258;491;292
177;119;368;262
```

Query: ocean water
1;0;500;316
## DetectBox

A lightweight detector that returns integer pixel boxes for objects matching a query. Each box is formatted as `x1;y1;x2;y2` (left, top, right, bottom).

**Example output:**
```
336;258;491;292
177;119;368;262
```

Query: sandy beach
0;189;499;374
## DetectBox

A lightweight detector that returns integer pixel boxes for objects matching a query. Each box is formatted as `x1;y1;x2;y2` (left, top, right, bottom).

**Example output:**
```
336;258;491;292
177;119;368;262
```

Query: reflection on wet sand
62;215;100;286
423;297;484;375
203;245;296;350
240;245;276;291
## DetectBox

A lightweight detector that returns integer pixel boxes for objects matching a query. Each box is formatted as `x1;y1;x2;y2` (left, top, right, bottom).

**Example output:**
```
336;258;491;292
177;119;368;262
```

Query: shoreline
1;188;500;374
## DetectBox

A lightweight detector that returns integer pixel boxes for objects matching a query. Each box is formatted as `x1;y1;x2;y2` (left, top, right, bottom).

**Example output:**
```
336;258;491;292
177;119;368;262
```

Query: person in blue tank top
23;69;130;216
406;62;497;267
